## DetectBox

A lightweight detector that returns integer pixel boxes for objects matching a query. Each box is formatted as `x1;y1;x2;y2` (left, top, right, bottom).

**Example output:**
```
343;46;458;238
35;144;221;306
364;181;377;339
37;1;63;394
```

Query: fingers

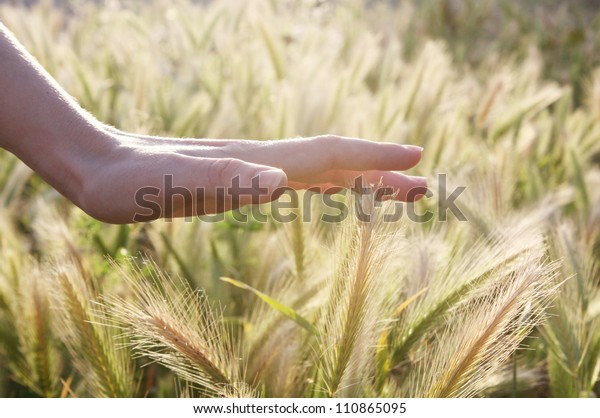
310;136;424;172
129;134;425;193
218;136;423;179
288;170;427;201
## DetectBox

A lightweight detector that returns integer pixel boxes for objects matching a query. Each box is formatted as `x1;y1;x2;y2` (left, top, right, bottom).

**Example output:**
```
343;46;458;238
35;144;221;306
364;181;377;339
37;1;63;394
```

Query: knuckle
209;158;244;188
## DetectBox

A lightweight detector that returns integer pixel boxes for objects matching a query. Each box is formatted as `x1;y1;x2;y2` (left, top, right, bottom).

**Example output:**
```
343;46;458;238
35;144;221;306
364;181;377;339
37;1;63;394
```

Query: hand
0;23;426;224
78;130;427;223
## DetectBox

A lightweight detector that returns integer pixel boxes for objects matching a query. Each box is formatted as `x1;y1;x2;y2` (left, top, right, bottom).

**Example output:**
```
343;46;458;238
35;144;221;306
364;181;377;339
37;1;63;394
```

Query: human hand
77;130;426;223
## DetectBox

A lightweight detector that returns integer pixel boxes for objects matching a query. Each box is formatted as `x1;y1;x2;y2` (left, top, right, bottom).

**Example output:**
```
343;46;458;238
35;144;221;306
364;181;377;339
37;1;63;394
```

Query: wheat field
0;0;599;398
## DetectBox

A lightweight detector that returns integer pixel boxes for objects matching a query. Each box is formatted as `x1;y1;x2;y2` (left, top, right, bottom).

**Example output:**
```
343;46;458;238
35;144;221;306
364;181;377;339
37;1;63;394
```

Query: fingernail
405;145;424;152
258;169;287;190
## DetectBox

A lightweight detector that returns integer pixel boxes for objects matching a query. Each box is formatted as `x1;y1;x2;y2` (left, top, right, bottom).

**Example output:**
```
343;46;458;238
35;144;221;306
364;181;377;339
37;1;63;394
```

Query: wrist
13;122;121;213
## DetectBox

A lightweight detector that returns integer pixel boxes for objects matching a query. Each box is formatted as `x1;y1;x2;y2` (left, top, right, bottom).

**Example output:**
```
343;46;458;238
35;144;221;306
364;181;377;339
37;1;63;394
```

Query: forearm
0;23;114;206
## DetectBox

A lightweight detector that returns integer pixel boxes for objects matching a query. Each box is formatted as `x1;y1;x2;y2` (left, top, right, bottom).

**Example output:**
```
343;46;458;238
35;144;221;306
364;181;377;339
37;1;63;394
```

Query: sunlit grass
0;0;599;397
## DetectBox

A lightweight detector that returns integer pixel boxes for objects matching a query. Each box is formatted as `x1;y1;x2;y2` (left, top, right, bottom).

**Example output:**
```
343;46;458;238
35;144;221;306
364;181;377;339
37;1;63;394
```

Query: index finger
226;135;424;178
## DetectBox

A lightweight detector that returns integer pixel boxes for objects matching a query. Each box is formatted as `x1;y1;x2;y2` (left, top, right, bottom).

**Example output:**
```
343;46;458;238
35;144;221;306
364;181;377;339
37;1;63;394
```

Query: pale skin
0;23;427;224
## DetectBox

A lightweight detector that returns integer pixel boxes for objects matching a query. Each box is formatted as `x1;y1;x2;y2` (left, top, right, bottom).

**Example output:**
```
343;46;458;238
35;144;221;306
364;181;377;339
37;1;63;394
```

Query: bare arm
0;23;426;224
0;23;118;208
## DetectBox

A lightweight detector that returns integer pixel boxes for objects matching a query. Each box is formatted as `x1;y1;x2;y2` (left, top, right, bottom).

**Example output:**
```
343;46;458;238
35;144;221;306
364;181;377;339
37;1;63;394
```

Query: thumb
205;157;288;208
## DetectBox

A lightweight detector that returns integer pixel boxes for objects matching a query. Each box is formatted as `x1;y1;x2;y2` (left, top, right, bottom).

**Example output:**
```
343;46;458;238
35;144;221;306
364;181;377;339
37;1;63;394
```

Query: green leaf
220;277;319;336
160;232;196;290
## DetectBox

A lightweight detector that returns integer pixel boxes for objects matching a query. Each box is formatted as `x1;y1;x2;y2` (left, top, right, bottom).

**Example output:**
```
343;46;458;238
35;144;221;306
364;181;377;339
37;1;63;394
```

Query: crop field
0;0;599;398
